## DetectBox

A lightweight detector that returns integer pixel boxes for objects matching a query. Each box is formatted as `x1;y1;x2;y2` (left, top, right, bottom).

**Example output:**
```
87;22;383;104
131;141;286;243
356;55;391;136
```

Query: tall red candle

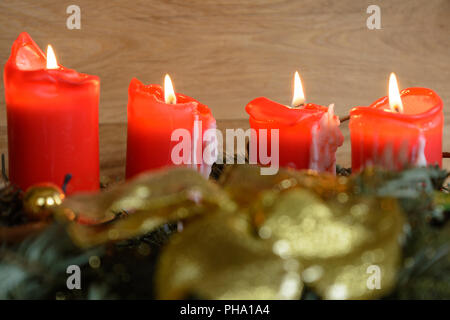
4;32;99;194
350;74;443;172
245;72;343;173
126;76;216;179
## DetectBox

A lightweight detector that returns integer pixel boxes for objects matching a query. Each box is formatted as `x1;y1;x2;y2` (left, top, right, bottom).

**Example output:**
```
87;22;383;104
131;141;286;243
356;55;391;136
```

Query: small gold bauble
23;183;65;221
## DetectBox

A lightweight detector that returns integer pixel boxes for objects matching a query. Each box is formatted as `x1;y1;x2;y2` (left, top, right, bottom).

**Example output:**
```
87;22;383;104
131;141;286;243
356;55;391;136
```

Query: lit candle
349;73;444;171
4;32;100;194
126;75;216;179
245;71;344;173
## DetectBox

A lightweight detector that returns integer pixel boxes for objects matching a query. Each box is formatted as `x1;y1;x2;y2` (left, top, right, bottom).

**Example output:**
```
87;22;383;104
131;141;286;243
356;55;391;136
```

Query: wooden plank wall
0;0;449;179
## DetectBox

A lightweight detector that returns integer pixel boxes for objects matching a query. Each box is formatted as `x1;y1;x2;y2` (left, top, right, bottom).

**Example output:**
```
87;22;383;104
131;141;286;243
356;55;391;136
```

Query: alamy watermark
171;121;280;175
66;5;81;30
366;265;381;290
366;5;381;30
66;265;81;289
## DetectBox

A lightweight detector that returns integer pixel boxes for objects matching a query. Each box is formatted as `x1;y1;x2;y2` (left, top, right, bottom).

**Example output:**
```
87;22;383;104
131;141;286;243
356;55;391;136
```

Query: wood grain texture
0;0;449;179
0;0;449;121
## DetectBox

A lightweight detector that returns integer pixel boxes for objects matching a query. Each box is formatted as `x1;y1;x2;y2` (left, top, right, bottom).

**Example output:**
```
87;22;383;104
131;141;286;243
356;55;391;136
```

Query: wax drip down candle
349;73;444;172
245;71;344;173
3;32;100;194
126;75;217;179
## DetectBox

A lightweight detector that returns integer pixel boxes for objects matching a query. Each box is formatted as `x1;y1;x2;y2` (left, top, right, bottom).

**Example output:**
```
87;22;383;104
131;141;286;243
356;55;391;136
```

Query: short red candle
246;98;343;173
349;87;443;172
126;77;216;179
4;32;100;194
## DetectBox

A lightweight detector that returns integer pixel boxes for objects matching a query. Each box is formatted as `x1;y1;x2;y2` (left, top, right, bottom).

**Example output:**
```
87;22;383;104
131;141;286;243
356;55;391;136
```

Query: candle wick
1;154;8;182
291;103;304;108
166;95;177;105
391;104;404;113
62;173;72;194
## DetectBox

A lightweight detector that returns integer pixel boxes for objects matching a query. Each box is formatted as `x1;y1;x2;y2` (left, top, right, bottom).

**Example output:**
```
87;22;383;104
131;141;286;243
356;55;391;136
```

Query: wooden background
0;0;449;179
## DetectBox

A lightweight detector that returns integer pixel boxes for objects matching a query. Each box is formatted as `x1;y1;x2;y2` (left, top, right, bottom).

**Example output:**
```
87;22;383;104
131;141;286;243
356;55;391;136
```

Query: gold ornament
23;183;65;221
155;213;303;300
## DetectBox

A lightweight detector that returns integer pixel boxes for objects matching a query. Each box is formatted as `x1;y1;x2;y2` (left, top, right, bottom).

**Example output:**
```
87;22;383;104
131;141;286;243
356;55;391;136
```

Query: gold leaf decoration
56;168;236;248
155;212;303;300
220;164;349;207
253;188;404;299
55;165;406;300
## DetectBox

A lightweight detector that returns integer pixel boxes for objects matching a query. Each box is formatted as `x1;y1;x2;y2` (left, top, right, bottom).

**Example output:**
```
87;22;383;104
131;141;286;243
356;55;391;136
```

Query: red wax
4;33;100;194
126;78;216;179
349;87;443;172
246;97;343;173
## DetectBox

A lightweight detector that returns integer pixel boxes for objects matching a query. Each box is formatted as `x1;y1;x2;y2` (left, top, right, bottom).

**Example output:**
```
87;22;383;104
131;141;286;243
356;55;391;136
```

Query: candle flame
164;74;177;104
46;45;58;69
292;71;305;107
388;72;403;113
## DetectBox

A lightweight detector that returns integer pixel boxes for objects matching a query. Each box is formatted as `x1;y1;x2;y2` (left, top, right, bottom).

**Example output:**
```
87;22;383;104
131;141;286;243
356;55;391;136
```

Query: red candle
126;75;216;179
350;73;443;172
4;32;100;194
246;72;344;173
